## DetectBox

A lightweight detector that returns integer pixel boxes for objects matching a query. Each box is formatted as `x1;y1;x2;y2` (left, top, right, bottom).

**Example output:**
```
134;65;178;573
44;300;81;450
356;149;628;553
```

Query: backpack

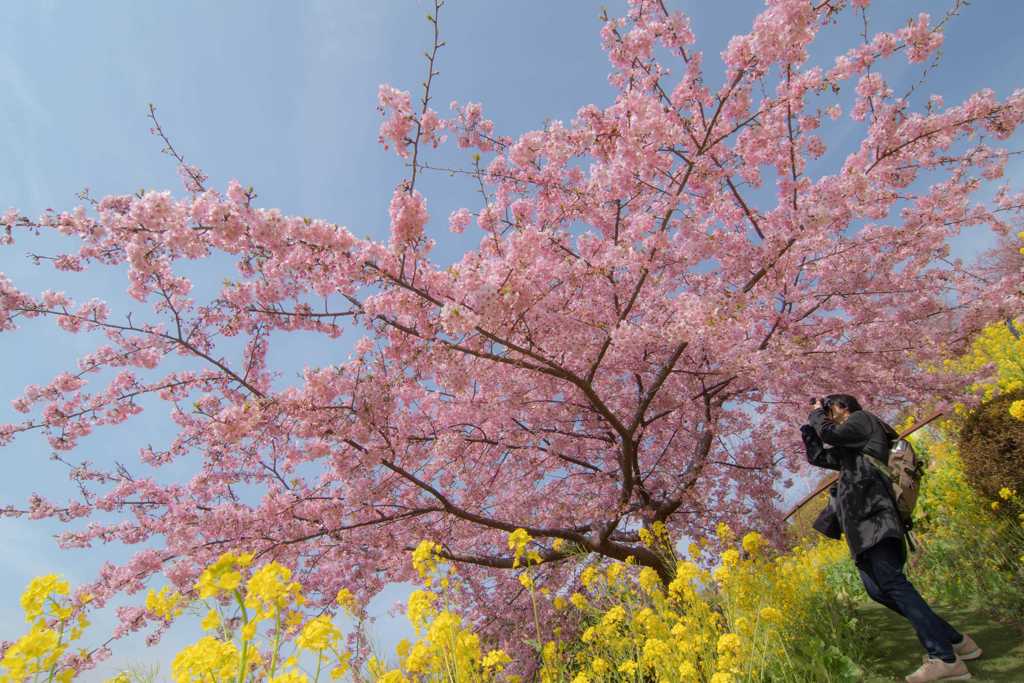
864;438;924;529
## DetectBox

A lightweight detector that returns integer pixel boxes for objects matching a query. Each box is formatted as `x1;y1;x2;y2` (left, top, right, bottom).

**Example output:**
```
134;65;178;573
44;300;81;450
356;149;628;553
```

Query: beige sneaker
905;655;971;682
953;633;982;661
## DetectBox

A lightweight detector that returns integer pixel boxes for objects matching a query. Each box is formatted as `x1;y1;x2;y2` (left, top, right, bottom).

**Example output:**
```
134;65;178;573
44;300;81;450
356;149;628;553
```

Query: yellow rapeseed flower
639;566;662;594
1;624;64;680
741;531;765;555
330;652;352;680
406;590;436;632
245;562;299;612
404;640;433;673
196;552;250;599
20;574;70;622
679;661;700;680
642;636;671;665
171;636;240;682
145;586;185;621
336;587;357;613
508;528;532;568
412;540;442;582
296;615;341;651
599;605;627;632
482;649;511;671
717;632;741;655
200;608;220;632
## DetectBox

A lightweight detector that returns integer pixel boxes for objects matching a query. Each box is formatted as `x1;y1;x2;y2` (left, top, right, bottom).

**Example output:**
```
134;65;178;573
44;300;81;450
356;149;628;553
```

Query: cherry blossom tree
1;0;1022;660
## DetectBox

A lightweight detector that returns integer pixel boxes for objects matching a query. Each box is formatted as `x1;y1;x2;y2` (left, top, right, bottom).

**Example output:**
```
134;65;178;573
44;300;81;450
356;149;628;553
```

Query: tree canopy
1;0;1021;653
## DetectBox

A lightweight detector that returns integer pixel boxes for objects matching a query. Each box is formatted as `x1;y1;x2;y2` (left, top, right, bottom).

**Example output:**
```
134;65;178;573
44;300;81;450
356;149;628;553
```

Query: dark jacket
801;409;905;560
811;483;842;540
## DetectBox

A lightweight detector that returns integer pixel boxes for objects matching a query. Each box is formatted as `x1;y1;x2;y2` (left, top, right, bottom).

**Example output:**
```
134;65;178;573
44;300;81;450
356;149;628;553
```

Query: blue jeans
856;538;962;660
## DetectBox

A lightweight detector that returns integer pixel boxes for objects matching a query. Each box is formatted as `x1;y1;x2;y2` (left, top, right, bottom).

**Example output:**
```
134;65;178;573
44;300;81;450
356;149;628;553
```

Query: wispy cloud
0;53;55;209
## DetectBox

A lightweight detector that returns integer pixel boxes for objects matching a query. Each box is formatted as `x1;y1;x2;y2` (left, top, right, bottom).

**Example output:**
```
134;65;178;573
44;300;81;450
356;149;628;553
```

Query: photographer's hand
800;424;820;445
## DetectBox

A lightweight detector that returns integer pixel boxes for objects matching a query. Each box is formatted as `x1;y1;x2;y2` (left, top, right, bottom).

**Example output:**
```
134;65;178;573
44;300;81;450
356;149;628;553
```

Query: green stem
268;608;282;677
233;589;250;683
44;618;66;683
528;582;542;647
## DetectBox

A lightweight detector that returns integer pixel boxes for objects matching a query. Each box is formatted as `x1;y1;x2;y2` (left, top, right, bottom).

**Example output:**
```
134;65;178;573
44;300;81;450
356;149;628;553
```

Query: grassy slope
857;601;1024;682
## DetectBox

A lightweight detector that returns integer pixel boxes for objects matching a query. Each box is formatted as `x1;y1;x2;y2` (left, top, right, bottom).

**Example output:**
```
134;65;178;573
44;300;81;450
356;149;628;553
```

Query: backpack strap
860;451;918;553
862;453;893;481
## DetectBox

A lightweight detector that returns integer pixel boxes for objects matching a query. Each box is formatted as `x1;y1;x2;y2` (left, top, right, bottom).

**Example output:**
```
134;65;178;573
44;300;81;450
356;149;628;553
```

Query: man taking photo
801;394;980;682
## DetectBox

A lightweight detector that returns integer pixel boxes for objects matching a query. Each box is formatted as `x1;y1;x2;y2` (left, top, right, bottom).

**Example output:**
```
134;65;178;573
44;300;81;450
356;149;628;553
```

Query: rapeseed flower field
3;445;1021;682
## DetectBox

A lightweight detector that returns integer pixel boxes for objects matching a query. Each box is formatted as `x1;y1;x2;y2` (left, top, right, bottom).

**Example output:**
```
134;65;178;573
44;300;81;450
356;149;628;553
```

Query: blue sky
3;1;1023;679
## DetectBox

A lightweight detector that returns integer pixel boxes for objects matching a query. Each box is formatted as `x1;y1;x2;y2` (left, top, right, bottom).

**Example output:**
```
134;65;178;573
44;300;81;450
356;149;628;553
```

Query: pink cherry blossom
377;84;415;157
0;0;1022;670
388;187;429;247
448;207;472;234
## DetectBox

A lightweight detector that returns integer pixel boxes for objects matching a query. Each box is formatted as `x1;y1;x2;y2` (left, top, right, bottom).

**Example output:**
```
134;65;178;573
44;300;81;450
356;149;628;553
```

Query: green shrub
908;433;1024;628
957;389;1024;502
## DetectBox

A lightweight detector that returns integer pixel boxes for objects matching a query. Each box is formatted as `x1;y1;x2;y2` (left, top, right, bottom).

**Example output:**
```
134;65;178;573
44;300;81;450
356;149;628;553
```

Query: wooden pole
782;410;944;522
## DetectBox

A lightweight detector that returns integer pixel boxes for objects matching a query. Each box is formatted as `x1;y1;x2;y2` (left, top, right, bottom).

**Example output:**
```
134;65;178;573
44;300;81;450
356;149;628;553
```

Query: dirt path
857;601;1024;682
